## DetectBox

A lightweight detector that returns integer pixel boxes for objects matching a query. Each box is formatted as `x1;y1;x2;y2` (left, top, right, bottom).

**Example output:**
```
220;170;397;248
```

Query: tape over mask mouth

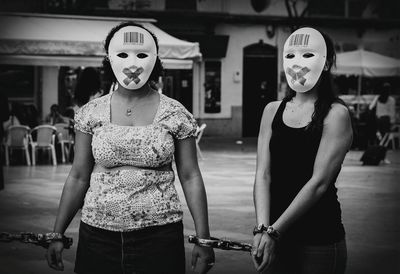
286;66;311;86
123;66;145;85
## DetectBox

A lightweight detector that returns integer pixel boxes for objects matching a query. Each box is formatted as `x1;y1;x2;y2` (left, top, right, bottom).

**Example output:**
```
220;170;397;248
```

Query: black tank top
269;100;345;245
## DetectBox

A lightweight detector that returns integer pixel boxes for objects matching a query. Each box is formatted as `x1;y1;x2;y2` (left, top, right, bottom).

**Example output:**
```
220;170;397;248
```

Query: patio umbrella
333;49;400;78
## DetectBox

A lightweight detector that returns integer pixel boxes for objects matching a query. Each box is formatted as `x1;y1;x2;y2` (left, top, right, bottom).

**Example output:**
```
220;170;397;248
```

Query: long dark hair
283;28;348;132
102;21;164;86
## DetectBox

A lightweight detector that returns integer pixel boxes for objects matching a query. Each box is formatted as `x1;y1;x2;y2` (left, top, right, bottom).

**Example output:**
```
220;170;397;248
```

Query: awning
0;13;201;69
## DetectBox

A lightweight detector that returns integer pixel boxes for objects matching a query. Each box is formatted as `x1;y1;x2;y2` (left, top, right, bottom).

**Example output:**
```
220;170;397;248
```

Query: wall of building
106;0;307;15
108;0;165;10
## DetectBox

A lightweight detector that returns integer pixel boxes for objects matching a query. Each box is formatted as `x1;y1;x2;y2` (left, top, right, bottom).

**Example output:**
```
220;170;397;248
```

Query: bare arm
47;130;94;270
53;131;94;234
252;102;280;272
272;104;353;234
369;95;378;110
174;137;214;273
254;102;280;226
175;137;210;238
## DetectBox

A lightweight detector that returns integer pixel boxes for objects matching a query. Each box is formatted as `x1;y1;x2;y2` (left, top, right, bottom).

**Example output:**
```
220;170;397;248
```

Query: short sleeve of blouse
170;103;198;140
74;104;93;135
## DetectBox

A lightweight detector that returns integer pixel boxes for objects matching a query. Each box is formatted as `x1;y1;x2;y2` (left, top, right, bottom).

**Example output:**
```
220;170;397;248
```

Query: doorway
242;41;277;137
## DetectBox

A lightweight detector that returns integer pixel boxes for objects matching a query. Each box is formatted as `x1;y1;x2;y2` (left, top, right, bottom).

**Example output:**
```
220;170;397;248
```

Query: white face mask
283;27;327;93
108;26;157;90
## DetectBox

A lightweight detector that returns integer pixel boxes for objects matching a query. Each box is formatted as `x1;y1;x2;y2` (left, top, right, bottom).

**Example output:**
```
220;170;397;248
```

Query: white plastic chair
54;123;74;163
3;125;31;166
195;123;207;160
382;124;400;150
29;125;57;166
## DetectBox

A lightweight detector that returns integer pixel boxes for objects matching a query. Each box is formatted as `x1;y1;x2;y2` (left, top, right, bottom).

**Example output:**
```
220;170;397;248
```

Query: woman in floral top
46;22;214;274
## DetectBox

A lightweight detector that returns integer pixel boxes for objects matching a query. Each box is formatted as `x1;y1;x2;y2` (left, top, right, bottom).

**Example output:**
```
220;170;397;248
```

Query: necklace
124;90;151;117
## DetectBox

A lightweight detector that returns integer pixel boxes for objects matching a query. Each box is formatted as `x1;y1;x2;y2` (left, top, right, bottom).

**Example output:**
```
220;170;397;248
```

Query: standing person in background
65;67;106;137
73;67;105;109
0;93;10;190
46;21;214;274
369;82;396;141
252;27;352;274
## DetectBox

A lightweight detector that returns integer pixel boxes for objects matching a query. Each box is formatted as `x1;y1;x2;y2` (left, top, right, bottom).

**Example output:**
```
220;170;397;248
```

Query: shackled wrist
46;232;64;242
265;225;281;241
253;224;281;241
43;232;73;249
189;235;215;248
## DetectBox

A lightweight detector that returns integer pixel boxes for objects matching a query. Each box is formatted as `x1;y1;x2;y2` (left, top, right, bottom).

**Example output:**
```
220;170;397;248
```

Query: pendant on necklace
126;108;132;116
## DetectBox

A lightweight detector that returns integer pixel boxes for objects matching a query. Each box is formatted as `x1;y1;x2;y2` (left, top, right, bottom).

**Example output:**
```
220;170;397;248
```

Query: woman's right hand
46;241;65;271
252;232;277;273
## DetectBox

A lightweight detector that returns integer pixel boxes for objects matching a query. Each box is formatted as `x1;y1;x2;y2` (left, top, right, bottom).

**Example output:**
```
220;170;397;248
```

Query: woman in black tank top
252;27;353;274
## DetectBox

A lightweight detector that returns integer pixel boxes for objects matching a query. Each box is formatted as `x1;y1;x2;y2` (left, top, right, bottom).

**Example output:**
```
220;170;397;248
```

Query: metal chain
188;235;252;252
0;232;73;249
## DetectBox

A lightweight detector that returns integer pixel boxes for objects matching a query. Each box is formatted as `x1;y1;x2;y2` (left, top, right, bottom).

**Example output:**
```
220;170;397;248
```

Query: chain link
188;235;252;252
0;232;73;249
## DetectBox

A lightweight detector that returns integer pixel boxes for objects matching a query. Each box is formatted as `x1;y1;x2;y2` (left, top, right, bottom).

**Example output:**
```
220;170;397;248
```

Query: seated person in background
3;102;23;131
25;104;40;129
44;104;67;125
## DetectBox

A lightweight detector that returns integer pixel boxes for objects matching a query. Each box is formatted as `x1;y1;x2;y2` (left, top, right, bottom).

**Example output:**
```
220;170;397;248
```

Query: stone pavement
0;137;399;274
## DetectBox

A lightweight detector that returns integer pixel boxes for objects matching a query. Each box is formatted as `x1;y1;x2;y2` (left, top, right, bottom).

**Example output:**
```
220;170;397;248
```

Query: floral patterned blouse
74;92;197;231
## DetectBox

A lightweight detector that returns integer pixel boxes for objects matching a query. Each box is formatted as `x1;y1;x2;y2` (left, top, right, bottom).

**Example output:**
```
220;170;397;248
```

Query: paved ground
0;137;399;274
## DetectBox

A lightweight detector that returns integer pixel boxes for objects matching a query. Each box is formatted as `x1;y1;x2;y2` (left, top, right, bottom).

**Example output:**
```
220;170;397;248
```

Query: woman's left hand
191;245;215;273
252;232;277;273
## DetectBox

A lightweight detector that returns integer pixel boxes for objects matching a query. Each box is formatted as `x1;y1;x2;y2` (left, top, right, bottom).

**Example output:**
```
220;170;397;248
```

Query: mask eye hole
137;53;148;59
303;53;315;58
117;53;128;58
285;53;295;59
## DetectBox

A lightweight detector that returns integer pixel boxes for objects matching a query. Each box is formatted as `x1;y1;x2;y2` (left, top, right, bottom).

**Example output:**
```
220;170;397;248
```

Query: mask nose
124;53;139;65
126;65;138;71
292;64;302;71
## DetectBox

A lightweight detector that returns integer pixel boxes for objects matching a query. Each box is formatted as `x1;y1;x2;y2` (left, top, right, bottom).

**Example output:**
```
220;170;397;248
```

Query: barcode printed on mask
289;34;310;46
123;32;144;44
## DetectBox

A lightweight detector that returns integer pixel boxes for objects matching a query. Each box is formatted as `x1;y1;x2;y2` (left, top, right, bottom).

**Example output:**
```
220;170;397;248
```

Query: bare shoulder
259;100;282;128
263;100;282;116
324;103;352;130
327;103;350;120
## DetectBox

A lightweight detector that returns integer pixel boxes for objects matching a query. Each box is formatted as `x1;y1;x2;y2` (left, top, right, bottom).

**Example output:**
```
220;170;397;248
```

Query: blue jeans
265;239;347;274
75;221;185;274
